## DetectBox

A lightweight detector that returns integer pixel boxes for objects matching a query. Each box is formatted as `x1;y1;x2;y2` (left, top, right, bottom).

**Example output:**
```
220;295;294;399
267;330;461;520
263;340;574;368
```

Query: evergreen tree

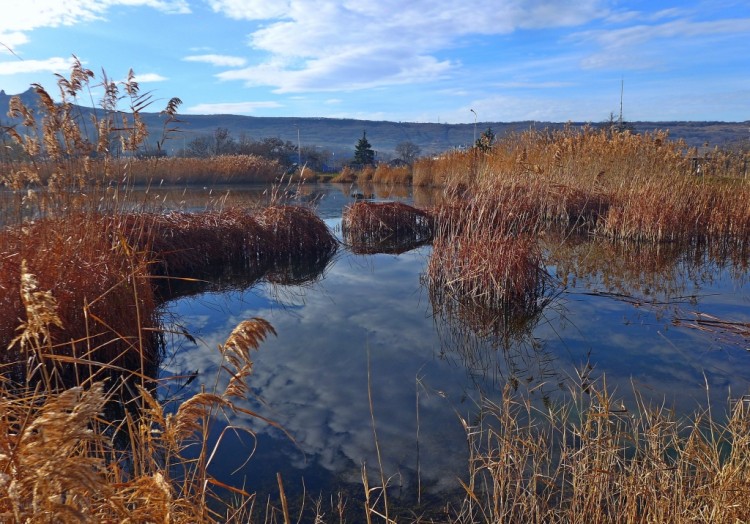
475;127;495;152
353;131;375;165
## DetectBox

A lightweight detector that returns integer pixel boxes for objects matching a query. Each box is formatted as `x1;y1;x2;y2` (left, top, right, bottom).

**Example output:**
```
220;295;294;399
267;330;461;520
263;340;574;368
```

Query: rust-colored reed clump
428;233;547;313
123;208;272;279
0;213;159;376
426;193;552;313
257;204;338;265
342;201;433;254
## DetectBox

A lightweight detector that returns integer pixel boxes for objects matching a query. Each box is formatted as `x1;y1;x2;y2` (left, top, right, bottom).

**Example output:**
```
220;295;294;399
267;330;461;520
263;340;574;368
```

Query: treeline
168;127;336;172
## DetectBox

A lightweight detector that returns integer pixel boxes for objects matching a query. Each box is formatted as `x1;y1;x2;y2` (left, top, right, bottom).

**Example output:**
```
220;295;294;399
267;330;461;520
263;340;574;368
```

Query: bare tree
395;140;421;164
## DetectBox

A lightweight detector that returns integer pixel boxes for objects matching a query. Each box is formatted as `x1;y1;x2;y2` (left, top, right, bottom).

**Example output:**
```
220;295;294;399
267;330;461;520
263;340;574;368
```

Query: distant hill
2;87;748;158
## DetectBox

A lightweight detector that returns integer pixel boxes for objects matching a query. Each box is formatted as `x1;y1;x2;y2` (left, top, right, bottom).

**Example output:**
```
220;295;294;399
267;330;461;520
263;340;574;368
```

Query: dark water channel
156;183;750;511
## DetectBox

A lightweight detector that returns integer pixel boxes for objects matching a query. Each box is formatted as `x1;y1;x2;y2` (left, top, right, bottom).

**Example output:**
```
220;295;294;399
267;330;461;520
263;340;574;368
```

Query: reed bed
342;201;433;254
371;163;412;185
125;155;284;186
123;208;272;279
453;378;750;524
0;213;160;376
416;126;750;245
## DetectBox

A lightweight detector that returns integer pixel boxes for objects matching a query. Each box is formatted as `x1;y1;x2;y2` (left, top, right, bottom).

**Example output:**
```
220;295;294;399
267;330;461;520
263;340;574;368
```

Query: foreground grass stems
451;376;750;524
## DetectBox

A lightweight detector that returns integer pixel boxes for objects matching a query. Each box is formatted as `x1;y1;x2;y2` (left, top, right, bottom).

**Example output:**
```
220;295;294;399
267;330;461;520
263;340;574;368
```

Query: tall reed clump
427;191;552;314
0;214;159;379
455;377;750;523
257;204;338;277
0;59;179;379
342;201;432;254
0;314;277;521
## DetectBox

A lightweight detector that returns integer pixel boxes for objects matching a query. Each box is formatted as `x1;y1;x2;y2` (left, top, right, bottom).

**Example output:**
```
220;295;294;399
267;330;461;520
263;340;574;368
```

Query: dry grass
372;163;412;185
0;313;277;522
0;213;160;378
342;201;432;254
451;377;750;524
330;165;357;184
126;155;284;186
415;127;750;245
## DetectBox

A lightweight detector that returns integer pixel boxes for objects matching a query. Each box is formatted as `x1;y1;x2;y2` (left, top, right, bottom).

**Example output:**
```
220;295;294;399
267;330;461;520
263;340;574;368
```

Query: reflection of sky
158;185;750;503
162;246;476;499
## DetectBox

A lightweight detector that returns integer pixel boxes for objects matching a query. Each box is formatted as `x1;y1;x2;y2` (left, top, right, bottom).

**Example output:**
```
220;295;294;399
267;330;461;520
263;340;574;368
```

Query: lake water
156;183;750;511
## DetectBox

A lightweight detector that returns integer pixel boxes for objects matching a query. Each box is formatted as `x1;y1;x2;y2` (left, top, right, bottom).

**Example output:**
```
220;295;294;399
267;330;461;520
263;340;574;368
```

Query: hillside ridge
1;87;747;156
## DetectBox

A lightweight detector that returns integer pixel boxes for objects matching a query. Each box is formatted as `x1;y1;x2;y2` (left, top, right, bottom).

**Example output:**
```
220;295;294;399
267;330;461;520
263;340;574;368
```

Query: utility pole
294;124;301;166
619;78;624;129
470;108;477;146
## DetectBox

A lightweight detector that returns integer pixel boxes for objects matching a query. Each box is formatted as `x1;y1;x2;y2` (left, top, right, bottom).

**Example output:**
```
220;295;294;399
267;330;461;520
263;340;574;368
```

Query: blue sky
0;0;748;123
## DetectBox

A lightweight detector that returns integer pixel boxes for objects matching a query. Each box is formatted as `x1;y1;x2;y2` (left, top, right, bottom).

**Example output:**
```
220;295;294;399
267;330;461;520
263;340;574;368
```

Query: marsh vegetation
1;62;749;522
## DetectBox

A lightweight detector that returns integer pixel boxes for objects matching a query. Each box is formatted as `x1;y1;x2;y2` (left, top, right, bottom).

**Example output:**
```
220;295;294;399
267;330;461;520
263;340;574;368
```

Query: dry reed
0;213;160;376
257;204;338;266
342;201;432;254
415;126;750;245
454;377;750;524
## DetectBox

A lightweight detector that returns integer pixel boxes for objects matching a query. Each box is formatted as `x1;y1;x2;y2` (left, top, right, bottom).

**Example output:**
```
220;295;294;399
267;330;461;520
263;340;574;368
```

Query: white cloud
0;1;190;48
573;17;750;70
0;32;29;52
0;57;75;76
208;0;603;92
206;0;290;20
183;54;247;67
132;72;168;82
184;101;283;114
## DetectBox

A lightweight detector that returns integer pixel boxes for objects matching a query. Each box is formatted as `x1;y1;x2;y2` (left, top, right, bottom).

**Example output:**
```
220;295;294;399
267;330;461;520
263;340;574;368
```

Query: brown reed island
342;200;433;254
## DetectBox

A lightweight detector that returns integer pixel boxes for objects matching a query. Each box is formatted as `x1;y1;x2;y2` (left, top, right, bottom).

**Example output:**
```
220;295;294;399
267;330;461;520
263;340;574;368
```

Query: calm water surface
157;183;750;507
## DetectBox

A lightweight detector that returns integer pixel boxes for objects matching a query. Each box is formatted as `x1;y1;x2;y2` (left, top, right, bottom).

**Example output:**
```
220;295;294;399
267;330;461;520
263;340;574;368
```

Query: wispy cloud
0;56;75;76
184;101;283;114
132;72;168;83
210;0;602;92
0;1;190;54
572;17;750;70
183;54;247;67
493;81;576;89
